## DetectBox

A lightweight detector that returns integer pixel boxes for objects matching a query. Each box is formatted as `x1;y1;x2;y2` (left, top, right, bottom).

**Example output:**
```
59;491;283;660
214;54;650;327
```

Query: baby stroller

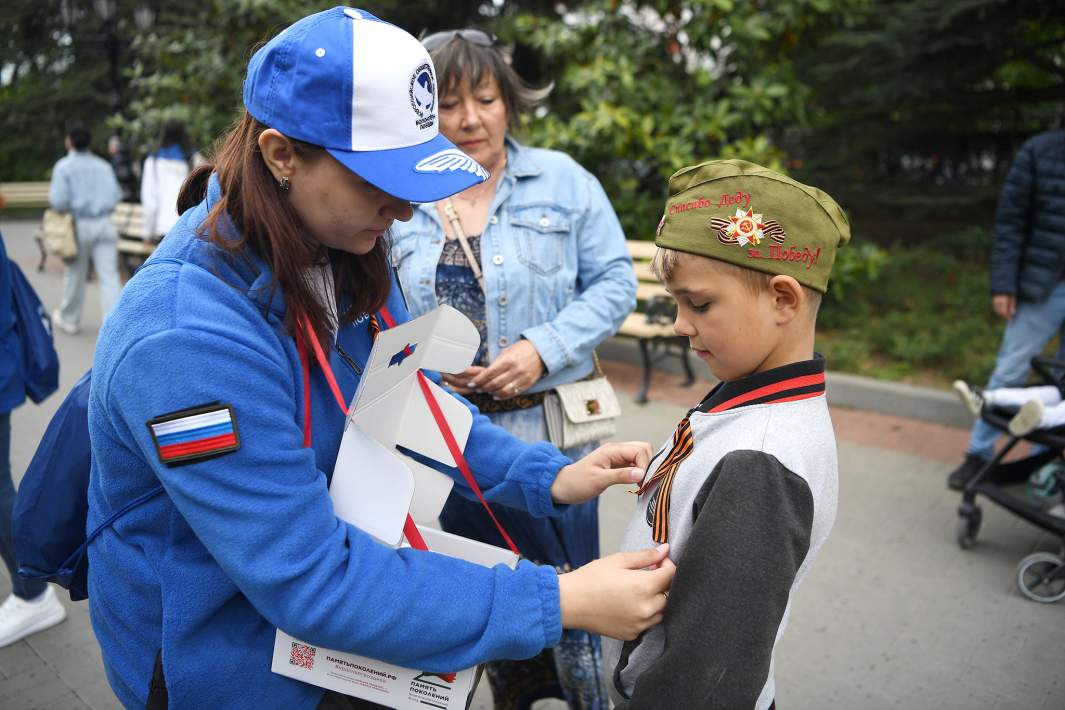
957;355;1065;603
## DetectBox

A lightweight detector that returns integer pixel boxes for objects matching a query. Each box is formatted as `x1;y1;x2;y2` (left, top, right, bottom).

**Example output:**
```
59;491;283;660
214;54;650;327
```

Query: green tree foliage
115;0;489;162
505;0;861;240
0;0;148;178
790;0;1065;242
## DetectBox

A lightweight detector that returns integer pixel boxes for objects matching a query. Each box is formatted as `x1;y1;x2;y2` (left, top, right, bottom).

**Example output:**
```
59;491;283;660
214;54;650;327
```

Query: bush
816;227;1001;386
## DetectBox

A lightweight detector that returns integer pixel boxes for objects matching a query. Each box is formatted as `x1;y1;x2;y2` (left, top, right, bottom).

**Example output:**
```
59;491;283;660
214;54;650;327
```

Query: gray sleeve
613;449;814;709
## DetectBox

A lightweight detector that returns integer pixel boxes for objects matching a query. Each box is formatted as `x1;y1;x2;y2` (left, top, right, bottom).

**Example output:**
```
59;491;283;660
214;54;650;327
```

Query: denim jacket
391;138;636;393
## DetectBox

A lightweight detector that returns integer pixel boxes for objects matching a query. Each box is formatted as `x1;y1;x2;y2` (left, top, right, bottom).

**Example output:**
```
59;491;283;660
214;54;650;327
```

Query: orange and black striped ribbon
636;416;694;543
368;314;381;342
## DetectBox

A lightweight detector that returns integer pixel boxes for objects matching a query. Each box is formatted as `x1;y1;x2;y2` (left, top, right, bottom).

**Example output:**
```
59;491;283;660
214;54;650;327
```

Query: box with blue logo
271;307;518;708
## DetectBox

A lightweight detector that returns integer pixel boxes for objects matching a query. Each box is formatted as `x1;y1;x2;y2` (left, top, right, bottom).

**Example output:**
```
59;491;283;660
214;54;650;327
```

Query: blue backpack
7;258;59;403
12;371;164;600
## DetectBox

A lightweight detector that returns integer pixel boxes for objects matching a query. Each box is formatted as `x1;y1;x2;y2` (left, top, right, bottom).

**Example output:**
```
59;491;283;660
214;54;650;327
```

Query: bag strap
297;314;429;551
442;200;486;295
591;350;605;379
375;307;519;556
61;484;166;576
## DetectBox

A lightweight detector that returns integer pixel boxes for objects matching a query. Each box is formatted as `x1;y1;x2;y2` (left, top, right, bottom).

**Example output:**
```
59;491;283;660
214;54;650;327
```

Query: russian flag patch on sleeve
147;402;241;466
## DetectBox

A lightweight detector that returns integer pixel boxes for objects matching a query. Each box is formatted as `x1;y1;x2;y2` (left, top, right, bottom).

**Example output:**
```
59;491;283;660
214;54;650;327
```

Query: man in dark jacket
949;129;1065;489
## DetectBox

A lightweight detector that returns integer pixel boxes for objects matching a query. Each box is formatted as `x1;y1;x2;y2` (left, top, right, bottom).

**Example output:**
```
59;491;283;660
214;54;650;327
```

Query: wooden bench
0;182;51;209
24;200;157;274
619;240;695;403
111;202;157;275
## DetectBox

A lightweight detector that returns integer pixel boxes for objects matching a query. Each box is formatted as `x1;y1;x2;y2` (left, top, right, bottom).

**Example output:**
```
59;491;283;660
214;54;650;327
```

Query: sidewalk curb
600;336;972;429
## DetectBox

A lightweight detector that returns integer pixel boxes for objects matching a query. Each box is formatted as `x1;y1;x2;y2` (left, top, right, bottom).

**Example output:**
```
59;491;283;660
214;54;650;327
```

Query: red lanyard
297;309;519;556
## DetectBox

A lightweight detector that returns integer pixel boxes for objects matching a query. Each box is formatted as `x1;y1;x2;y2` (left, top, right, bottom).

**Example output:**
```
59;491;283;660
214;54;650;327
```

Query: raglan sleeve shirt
99;262;563;673
613;450;815;709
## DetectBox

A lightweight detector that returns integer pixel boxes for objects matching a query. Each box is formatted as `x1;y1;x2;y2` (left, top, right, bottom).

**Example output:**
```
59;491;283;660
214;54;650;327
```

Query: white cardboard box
272;307;517;708
272;526;517;709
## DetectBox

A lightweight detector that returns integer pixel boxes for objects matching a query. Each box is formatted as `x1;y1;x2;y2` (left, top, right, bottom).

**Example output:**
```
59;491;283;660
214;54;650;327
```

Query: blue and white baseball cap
243;6;488;202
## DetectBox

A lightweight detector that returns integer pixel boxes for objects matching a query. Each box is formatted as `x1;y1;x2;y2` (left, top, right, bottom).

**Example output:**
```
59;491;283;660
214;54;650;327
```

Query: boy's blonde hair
651;246;823;315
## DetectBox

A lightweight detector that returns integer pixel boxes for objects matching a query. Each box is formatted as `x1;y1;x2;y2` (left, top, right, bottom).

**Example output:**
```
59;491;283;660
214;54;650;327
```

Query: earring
279;176;291;193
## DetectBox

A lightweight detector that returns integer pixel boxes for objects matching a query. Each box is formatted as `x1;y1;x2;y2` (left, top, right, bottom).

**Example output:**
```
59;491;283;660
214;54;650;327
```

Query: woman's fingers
616;543;670;571
469;361;512;391
558;545;675;640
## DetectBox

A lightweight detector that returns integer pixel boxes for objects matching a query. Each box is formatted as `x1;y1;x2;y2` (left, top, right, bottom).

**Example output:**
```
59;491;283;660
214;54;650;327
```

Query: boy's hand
550;441;653;504
558;544;675;640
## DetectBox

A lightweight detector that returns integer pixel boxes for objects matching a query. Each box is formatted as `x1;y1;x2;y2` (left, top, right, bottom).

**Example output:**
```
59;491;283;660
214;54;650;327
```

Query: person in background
107;134;138;203
0;232;67;647
391;28;637;710
48;123;123;335
141;119;200;241
947;128;1065;490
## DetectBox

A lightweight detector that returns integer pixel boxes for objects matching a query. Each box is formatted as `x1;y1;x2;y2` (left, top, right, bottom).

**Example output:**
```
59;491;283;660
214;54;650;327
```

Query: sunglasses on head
420;29;497;52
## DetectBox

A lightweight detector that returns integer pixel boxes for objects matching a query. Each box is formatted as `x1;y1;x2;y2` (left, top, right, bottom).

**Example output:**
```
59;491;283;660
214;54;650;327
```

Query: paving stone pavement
1;218;1063;709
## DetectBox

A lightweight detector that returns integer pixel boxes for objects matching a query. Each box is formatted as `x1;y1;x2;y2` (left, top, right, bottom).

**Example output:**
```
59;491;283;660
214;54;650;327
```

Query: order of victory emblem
709;206;787;247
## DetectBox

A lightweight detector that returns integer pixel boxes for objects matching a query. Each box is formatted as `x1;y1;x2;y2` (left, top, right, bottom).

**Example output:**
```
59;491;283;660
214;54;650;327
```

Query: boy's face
665;255;781;382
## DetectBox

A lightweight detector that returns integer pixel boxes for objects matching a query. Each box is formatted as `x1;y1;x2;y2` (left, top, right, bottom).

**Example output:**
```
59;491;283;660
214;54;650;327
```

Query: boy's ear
257;129;298;182
768;275;803;324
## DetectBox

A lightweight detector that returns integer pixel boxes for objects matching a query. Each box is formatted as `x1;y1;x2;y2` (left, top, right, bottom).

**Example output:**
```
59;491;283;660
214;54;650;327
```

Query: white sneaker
1009;399;1046;437
0;586;67;647
50;309;79;335
953;380;984;417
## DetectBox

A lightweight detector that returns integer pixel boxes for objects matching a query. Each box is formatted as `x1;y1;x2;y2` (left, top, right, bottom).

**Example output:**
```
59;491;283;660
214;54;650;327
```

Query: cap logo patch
414;149;490;180
409;62;436;130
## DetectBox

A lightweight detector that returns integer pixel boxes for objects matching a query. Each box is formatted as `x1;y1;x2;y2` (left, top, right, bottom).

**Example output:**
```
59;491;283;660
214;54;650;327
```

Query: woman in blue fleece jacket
85;8;674;709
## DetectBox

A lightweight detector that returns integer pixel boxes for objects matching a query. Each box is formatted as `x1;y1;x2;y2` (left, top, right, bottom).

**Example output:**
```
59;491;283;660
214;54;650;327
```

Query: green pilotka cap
654;159;851;293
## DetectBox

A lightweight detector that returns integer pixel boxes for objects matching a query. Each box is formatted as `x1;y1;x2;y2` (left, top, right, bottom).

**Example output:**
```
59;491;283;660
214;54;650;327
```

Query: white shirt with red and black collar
604;355;838;710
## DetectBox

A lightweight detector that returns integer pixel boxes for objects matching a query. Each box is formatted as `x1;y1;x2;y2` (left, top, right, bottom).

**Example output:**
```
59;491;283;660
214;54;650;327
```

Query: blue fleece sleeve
384;276;571;517
103;284;562;671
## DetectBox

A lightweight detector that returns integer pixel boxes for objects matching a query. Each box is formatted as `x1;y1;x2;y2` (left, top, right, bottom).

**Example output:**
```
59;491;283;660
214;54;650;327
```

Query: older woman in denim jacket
391;29;636;710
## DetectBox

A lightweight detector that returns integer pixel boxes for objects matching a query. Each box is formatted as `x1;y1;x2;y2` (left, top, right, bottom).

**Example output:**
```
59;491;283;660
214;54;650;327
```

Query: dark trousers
0;411;47;600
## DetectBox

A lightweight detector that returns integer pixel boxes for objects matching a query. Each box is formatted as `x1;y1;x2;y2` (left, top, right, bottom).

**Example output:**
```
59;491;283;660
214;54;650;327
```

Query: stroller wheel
1016;552;1065;603
956;506;982;549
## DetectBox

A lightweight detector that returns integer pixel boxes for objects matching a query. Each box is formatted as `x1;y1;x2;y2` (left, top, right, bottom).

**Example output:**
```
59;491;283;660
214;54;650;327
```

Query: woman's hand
469;340;545;399
550;441;653;504
441;366;486;396
558;545;675;640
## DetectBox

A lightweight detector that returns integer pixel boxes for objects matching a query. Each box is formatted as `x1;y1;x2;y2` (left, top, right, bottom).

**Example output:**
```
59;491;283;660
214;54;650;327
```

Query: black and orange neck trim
638;355;826;544
696;354;825;414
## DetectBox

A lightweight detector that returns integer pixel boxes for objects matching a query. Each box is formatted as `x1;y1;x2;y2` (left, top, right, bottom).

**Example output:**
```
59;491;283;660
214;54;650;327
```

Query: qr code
289;642;315;670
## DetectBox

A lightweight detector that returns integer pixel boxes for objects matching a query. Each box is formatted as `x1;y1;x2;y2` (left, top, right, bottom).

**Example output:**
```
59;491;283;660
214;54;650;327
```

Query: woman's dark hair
429;35;551;132
159;119;194;169
176;112;392;344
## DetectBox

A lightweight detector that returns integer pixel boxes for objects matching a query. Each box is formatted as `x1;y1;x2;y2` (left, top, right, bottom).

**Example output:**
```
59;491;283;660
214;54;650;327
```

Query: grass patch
816;227;1004;389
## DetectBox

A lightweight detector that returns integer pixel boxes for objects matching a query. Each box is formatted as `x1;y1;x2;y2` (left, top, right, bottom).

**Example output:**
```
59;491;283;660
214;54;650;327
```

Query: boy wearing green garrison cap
603;160;850;709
